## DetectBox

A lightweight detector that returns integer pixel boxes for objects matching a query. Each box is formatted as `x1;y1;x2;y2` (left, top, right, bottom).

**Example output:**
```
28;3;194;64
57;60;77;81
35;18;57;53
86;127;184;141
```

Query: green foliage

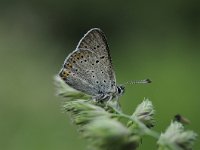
55;76;197;150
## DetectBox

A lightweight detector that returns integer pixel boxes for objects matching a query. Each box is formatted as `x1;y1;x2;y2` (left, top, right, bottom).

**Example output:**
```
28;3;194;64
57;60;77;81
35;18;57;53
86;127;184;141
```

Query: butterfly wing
77;28;116;85
59;28;116;96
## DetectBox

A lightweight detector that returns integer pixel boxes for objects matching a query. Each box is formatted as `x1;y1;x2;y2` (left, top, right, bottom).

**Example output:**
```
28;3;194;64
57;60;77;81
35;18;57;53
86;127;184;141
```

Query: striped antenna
125;79;152;85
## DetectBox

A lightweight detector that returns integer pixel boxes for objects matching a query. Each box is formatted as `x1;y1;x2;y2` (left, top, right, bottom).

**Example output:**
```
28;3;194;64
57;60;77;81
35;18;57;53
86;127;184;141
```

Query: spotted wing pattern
59;28;116;96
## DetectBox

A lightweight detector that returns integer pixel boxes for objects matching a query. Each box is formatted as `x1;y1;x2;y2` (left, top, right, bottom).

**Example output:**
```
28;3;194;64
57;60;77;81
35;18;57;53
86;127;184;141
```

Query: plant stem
109;104;159;139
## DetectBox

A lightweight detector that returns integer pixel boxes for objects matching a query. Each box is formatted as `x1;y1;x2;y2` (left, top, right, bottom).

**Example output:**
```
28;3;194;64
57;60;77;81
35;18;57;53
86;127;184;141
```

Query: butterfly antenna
125;79;152;85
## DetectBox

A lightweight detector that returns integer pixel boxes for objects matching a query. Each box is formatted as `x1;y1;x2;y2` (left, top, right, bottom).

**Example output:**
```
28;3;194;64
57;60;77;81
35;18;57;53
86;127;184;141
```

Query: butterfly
59;28;151;101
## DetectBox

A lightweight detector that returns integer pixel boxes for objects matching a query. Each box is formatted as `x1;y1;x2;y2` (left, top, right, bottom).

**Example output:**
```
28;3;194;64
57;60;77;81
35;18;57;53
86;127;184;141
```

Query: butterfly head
116;85;125;96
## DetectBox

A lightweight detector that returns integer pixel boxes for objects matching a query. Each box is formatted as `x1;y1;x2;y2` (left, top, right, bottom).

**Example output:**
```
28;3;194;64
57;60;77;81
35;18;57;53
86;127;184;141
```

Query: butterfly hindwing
59;48;115;96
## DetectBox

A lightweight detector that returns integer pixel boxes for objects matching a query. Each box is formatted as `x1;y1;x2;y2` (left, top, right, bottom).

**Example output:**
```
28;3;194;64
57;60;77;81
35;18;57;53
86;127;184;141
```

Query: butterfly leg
105;95;113;108
107;95;113;102
92;94;108;102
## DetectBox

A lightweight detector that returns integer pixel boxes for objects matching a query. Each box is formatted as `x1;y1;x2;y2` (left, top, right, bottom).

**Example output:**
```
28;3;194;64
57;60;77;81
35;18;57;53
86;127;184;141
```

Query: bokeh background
0;0;200;150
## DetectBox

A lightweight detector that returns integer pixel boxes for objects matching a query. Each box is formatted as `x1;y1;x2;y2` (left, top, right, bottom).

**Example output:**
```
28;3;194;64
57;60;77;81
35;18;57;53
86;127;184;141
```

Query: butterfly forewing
77;28;116;85
59;28;117;96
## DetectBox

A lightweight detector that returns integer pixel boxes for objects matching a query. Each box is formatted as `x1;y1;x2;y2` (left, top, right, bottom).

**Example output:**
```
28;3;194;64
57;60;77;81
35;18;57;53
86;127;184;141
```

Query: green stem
109;104;159;139
119;113;159;138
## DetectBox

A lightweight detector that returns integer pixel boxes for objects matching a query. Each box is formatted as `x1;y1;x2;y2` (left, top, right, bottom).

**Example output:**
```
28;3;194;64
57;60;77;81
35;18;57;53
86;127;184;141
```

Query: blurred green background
0;0;200;150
